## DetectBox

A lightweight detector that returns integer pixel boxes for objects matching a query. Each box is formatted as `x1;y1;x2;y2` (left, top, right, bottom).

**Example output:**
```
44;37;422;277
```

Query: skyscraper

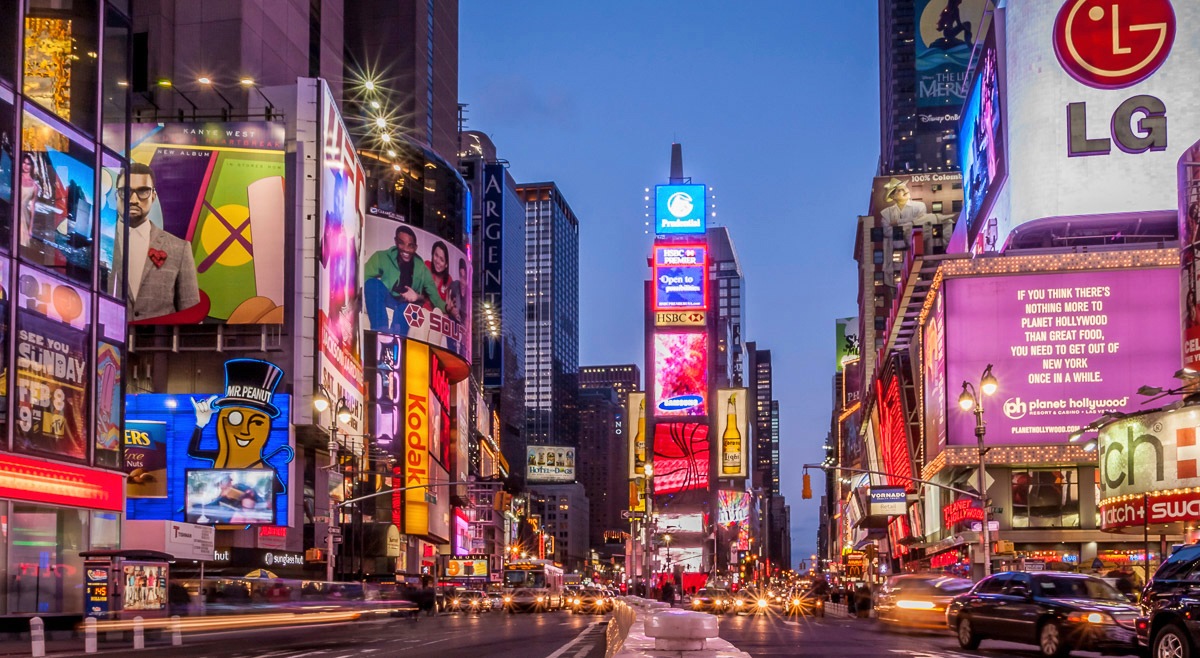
707;227;746;387
460;131;527;474
747;343;776;495
519;182;580;449
878;0;987;174
344;0;460;163
576;387;627;552
579;364;641;407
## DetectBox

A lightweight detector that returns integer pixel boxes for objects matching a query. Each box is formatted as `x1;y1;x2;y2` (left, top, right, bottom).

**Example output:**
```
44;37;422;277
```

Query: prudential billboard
655;184;706;235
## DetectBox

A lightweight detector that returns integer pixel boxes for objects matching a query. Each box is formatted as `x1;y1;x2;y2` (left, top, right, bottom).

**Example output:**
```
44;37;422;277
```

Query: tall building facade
747;344;775;495
877;0;987;174
0;0;132;617
530;483;590;572
708;227;746;387
579;364;641;406
519;182;580;450
460;131;526;475
576;387;627;553
344;0;460;163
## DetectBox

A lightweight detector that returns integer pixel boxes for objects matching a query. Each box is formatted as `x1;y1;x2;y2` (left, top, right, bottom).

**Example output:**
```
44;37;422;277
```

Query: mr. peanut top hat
213;359;284;418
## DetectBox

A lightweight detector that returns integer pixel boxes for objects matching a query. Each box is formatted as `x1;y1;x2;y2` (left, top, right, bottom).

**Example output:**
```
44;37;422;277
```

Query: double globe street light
958;364;999;578
314;391;353;583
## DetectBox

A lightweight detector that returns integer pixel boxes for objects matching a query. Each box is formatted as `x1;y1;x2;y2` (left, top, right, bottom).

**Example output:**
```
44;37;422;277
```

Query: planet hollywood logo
1053;0;1176;89
1003;397;1028;420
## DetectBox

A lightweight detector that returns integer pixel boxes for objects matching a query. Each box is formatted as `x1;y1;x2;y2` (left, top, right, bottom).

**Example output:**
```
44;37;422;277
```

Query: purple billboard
945;268;1179;445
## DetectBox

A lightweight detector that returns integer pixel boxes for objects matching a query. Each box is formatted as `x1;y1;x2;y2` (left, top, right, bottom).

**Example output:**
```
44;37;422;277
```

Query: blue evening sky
460;1;880;564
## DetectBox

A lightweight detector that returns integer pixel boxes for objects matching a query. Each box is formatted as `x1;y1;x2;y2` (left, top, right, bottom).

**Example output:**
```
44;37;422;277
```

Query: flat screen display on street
652;422;709;495
653;332;708;417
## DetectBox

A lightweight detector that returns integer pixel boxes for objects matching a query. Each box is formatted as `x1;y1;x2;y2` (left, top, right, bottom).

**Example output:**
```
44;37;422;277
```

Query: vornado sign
1097;405;1200;530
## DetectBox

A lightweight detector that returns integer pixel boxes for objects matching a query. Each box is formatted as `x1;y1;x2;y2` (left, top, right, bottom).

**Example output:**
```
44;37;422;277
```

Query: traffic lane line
544;620;604;658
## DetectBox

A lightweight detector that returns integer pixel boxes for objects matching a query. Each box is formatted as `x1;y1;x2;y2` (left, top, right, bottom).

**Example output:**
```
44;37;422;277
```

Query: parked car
689;588;733;614
874;575;972;630
1138;543;1200;658
946;571;1138;657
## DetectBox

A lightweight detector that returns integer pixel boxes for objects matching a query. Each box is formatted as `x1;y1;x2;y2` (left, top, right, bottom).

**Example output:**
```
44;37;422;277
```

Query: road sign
621;510;646;520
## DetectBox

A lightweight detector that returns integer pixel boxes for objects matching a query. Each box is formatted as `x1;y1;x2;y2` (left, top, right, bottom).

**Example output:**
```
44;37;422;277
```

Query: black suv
1140;543;1200;658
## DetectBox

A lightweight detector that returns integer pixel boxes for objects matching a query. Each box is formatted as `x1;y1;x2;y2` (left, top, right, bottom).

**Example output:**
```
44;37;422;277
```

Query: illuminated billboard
944;268;1179;445
715;389;748;479
652;422;709;495
1181;139;1200;369
995;0;1200;248
126;121;287;323
717;490;750;525
628;392;646;477
653;333;708;416
914;0;987;111
317;81;365;437
869;173;962;229
922;291;947;458
653;245;707;311
526;446;575;483
126;359;294;525
363;216;471;366
958;29;1005;251
654;184;707;235
1098;407;1200;530
835;317;859;373
404;341;431;536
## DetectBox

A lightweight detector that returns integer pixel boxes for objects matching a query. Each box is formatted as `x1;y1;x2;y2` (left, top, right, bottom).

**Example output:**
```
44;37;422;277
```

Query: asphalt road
43;609;609;658
717;611;1142;658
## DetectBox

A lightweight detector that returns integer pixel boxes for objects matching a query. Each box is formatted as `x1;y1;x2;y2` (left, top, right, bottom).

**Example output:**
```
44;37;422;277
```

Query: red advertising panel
945;268;1179;445
0;453;123;511
653;332;708;417
652;422;709;495
1181;139;1200;370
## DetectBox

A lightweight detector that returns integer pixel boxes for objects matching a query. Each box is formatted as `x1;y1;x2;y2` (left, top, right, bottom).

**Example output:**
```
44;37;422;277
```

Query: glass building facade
518;182;578;450
0;0;130;616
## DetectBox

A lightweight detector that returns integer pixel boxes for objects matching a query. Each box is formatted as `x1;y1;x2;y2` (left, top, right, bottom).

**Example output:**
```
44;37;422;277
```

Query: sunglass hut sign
1055;0;1176;156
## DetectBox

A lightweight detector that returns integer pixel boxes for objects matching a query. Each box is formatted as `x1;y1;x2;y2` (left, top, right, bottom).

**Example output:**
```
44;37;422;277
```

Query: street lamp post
958;364;999;579
314;391;352;583
644;464;654;593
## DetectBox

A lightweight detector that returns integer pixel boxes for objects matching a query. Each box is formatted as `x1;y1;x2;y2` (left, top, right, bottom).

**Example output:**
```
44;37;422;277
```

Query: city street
44;612;607;658
719;613;1137;658
8;607;1150;658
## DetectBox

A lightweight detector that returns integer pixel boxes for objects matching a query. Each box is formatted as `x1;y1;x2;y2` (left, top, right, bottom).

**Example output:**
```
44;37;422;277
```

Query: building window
1011;468;1081;529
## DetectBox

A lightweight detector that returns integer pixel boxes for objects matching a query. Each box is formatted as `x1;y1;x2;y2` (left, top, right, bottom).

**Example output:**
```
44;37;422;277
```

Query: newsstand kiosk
80;550;174;620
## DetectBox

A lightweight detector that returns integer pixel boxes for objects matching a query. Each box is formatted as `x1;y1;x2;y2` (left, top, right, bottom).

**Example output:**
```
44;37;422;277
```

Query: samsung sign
655;184;707;235
989;0;1200;249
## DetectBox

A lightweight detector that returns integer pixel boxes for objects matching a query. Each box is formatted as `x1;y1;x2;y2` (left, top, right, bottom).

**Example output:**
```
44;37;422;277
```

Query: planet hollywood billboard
944;267;1179;445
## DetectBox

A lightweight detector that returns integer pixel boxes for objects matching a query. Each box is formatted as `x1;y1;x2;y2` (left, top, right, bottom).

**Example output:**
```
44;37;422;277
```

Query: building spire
669;142;685;183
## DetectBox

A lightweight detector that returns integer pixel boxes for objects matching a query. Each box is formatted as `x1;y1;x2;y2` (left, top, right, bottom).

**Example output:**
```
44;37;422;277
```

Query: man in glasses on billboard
113;162;200;321
364;225;446;332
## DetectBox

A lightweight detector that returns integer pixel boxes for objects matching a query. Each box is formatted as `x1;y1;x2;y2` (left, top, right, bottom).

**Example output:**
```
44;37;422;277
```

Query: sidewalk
610;598;751;658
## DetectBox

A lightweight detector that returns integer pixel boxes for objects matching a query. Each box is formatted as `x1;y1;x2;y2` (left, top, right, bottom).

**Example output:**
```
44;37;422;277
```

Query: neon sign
942;499;986;527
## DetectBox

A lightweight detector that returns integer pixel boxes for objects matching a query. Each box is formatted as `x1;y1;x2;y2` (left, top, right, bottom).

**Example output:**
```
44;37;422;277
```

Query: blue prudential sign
655;184;707;235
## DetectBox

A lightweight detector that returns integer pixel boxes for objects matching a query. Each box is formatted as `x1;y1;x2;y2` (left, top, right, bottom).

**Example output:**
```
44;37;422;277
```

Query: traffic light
802;473;812;499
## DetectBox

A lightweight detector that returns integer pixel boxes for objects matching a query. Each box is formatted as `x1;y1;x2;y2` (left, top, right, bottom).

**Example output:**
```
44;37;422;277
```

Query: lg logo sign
1054;0;1176;157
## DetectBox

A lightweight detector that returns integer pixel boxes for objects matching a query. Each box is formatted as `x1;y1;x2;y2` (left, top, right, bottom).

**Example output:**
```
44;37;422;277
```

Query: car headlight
896;600;936;610
536;596;545;603
693;599;702;607
574;598;581;605
453;599;460;605
470;600;478;606
1068;611;1113;624
504;596;513;603
792;598;802;607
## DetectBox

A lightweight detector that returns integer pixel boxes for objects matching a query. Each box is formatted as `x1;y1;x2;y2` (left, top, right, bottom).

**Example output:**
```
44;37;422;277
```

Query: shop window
8;504;88;615
23;0;100;136
1012;468;1081;528
18;107;95;285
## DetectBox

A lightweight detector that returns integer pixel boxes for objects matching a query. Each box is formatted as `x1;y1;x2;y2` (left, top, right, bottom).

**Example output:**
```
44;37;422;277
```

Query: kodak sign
405;341;430;536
